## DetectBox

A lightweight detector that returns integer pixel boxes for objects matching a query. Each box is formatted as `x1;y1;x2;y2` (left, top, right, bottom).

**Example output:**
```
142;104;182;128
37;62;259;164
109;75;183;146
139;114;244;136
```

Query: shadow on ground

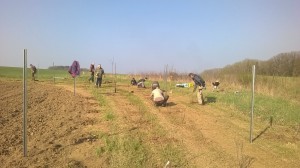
206;96;217;103
167;102;176;107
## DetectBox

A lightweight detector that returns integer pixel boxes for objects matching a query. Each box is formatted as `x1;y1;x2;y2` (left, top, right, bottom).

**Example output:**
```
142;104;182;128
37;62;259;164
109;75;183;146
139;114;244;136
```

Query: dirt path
112;83;299;167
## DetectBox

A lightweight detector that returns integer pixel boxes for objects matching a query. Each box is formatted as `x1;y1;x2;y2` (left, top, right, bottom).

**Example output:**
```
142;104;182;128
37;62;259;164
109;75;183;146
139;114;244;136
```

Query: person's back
137;77;147;88
151;88;164;102
138;78;145;83
189;73;205;105
151;87;169;106
193;74;205;88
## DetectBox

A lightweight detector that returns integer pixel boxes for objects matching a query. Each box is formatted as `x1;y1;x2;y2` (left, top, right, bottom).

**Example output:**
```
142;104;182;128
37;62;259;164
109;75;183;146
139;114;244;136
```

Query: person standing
188;73;206;105
88;63;95;83
95;64;104;87
30;64;37;81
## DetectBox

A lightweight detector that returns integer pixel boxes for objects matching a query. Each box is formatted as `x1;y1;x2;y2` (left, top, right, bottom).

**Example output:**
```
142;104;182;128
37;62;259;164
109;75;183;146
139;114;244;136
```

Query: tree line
48;66;88;71
48;66;69;70
202;51;300;77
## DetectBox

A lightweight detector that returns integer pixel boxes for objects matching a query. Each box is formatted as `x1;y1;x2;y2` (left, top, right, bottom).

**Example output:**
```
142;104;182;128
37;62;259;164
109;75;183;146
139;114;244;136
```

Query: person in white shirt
150;86;169;107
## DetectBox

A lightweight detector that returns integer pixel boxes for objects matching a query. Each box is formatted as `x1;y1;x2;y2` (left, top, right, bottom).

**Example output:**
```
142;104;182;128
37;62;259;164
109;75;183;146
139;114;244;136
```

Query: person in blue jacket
188;73;206;105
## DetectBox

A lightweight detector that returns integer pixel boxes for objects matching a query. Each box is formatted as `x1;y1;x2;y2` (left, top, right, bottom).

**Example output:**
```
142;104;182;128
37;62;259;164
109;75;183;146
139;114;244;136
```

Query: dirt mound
0;80;102;167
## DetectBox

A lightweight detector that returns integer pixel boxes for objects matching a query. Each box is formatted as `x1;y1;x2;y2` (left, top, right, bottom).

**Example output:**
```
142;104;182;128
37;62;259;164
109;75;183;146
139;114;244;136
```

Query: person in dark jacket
212;80;220;91
188;73;206;105
88;63;95;83
30;64;37;81
131;78;137;85
95;64;104;88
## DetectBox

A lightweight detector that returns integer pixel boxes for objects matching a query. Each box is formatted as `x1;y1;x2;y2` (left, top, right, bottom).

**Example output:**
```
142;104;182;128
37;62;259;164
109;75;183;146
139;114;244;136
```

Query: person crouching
150;86;169;107
137;77;147;88
212;80;220;91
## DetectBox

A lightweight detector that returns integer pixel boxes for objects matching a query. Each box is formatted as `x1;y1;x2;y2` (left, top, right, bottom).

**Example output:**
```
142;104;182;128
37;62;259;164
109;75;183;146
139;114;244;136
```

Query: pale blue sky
0;0;299;74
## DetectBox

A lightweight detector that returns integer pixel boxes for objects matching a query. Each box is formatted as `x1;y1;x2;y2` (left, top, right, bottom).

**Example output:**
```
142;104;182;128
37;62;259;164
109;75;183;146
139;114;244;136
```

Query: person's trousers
96;78;102;87
32;72;35;81
154;95;169;106
89;75;94;82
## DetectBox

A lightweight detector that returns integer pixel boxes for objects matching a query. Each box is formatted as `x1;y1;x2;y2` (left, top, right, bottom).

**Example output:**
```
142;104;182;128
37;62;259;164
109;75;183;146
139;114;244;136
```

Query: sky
0;0;299;74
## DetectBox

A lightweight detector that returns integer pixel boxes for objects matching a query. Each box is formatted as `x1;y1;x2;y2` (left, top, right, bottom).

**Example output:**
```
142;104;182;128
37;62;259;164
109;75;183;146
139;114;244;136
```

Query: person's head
97;64;101;69
30;64;33;67
188;73;194;78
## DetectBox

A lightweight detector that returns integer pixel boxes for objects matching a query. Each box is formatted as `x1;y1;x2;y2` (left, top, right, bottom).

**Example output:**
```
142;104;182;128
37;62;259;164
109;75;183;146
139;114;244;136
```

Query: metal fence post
250;65;255;143
23;49;28;156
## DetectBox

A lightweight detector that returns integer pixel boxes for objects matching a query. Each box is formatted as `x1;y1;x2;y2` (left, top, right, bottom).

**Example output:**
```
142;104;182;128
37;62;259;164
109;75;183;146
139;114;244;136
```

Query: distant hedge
202;51;300;77
48;66;88;71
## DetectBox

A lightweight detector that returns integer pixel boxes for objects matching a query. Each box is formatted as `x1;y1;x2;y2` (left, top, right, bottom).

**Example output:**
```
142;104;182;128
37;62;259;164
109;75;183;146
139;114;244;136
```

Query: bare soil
0;80;299;167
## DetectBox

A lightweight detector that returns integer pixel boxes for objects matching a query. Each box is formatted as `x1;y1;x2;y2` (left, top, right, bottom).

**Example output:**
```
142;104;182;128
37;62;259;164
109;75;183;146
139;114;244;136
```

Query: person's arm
150;91;154;100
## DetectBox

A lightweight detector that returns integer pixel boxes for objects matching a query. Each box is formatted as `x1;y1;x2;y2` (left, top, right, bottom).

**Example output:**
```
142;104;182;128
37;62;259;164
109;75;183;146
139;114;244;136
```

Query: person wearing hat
95;64;104;87
188;73;206;105
30;64;37;81
88;63;95;83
